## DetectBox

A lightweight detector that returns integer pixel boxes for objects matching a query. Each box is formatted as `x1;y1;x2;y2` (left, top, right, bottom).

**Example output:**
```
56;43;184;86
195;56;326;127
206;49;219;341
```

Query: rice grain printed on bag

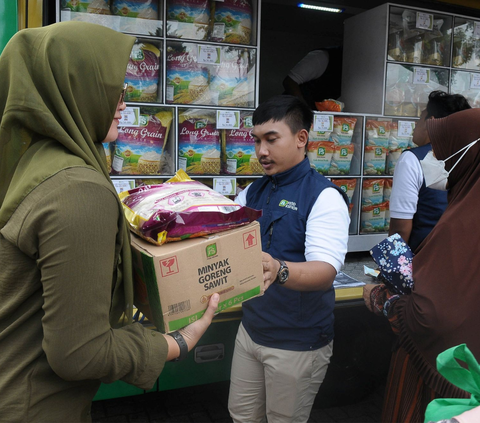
119;170;262;245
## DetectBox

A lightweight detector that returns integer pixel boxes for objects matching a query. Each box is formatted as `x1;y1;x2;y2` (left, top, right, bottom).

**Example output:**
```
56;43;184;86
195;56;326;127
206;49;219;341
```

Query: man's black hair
252;95;313;134
426;90;471;119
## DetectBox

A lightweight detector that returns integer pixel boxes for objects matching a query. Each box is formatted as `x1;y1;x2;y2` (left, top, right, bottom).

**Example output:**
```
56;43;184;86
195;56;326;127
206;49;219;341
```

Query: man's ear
297;128;309;149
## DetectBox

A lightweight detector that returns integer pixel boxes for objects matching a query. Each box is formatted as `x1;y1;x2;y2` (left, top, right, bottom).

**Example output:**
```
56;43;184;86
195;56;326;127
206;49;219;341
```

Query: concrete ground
92;252;387;423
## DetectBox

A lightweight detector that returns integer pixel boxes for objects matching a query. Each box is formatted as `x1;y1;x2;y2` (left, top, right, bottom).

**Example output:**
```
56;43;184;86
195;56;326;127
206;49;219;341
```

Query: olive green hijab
0;21;136;327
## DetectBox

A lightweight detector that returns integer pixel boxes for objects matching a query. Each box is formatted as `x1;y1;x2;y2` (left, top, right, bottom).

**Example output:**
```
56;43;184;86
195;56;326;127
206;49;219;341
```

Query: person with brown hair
364;107;480;423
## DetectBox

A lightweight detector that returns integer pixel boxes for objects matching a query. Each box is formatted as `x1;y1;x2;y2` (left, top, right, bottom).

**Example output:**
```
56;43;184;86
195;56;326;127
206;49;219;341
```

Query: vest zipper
267;222;274;249
266;179;276;205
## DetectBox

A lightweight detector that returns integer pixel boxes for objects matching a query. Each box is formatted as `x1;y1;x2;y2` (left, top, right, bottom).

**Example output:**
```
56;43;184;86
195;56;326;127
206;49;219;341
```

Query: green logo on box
206;243;217;258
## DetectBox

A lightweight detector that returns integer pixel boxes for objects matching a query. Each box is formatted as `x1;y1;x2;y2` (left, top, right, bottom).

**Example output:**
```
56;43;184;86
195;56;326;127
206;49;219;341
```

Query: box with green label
131;221;263;333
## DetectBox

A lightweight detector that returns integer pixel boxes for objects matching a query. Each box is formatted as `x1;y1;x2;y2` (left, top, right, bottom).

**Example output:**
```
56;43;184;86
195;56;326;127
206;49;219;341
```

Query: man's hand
261;252;280;292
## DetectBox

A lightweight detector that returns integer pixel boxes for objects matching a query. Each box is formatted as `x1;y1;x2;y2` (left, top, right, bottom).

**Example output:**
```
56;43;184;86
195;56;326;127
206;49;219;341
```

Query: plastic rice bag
210;0;252;44
120;170;262;245
167;0;211;40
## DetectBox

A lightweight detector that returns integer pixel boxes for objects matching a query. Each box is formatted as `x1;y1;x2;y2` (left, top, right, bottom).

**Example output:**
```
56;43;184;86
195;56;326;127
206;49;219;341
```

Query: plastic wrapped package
119;170;262;245
388;121;412;151
328;144;354;176
166;43;210;104
62;0;111;13
362;178;385;207
307;141;334;175
331;179;357;205
111;0;159;19
125;42;161;102
102;142;112;173
329;117;357;145
210;0;252;44
364;146;387;175
166;0;210;40
361;201;388;234
365;120;390;148
178;109;221;175
112;108;173;175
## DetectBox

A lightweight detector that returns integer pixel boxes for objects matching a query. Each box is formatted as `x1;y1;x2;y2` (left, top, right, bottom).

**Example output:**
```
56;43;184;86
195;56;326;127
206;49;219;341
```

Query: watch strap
168;331;188;362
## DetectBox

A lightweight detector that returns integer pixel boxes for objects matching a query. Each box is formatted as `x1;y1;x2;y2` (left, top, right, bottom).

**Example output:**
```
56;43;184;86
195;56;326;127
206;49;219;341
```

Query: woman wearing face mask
0;22;220;422
363;108;480;423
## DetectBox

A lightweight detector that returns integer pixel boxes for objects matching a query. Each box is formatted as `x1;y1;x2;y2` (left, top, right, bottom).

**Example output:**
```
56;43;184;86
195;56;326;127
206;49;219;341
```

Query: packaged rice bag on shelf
361;201;388;234
112;109;173;175
387;148;403;175
384;201;391;232
307;141;334;175
166;43;210;104
331;179;357;205
125;42;161;102
365;120;390;148
102;142;112;173
383;178;393;202
388;121;412;151
112;0;159;19
119;169;262;245
328;143;354;176
62;0;111;13
362;178;385;207
329;117;357;145
166;0;210;40
224;113;262;175
364;146;387;175
178;109;221;175
210;0;252;45
309;126;332;142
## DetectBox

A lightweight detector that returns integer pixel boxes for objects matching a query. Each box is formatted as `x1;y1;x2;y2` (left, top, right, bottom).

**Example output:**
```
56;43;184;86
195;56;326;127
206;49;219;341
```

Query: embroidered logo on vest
279;199;298;211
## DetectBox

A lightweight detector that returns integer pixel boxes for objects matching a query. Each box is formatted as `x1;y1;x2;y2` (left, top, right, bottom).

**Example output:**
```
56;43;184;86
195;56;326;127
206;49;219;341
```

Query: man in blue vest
388;91;471;251
228;95;350;422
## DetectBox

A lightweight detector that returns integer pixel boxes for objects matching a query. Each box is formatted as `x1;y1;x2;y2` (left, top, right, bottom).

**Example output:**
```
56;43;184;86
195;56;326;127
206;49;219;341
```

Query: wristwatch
168;331;188;362
274;258;289;285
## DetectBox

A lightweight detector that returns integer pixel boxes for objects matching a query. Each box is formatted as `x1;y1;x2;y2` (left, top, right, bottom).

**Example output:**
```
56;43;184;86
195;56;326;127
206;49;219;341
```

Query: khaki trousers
228;323;333;423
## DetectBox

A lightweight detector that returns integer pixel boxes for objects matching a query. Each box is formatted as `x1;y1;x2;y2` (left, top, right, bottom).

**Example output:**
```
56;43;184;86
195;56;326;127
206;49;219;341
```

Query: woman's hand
164;293;219;360
261;252;280;293
363;284;378;312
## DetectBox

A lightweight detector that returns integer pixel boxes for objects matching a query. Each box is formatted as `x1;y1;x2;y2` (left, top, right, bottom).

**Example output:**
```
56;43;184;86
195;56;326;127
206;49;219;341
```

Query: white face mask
420;139;479;191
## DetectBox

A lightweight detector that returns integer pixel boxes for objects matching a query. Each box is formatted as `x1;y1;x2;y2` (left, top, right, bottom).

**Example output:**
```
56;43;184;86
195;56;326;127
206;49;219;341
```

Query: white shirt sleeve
234;183;250;206
305;187;350;273
288;50;330;85
389;151;424;219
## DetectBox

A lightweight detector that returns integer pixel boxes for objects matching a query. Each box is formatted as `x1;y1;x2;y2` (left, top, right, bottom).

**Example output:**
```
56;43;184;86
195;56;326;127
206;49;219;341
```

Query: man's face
252;119;308;176
412;109;431;147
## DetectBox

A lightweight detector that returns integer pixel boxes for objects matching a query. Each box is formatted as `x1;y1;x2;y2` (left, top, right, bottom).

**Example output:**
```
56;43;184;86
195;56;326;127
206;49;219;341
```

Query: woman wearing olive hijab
0;22;219;422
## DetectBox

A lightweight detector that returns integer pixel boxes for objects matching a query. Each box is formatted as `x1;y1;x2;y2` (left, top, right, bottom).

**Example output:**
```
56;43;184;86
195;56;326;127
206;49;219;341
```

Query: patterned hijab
0;21;135;327
397;108;480;395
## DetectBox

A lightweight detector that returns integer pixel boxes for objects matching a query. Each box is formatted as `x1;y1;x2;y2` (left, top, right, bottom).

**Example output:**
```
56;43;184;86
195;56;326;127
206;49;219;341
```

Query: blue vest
406;144;448;252
242;158;348;351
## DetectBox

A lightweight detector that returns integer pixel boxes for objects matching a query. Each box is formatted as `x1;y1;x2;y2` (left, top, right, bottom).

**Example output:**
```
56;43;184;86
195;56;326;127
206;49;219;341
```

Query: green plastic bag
424;344;480;423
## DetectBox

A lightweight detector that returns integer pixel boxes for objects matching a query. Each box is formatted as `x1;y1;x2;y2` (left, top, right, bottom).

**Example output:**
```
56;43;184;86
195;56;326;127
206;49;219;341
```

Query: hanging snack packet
166;0;210;40
166;44;210;104
178;109;221;175
125;43;161;102
330;117;357;145
112;109;173;175
366;120;390;148
210;0;252;44
362;178;385;206
119;170;262;245
307;141;334;175
364;146;387;175
331;179;357;205
328;143;354;176
224;113;262;175
361;201;387;233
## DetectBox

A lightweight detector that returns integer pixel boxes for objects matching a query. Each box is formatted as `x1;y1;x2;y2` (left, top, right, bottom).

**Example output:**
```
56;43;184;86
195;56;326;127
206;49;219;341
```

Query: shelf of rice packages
118;170;264;332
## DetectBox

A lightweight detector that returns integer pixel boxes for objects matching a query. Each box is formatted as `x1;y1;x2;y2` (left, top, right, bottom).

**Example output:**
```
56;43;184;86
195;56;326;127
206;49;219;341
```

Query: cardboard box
131;221;263;333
